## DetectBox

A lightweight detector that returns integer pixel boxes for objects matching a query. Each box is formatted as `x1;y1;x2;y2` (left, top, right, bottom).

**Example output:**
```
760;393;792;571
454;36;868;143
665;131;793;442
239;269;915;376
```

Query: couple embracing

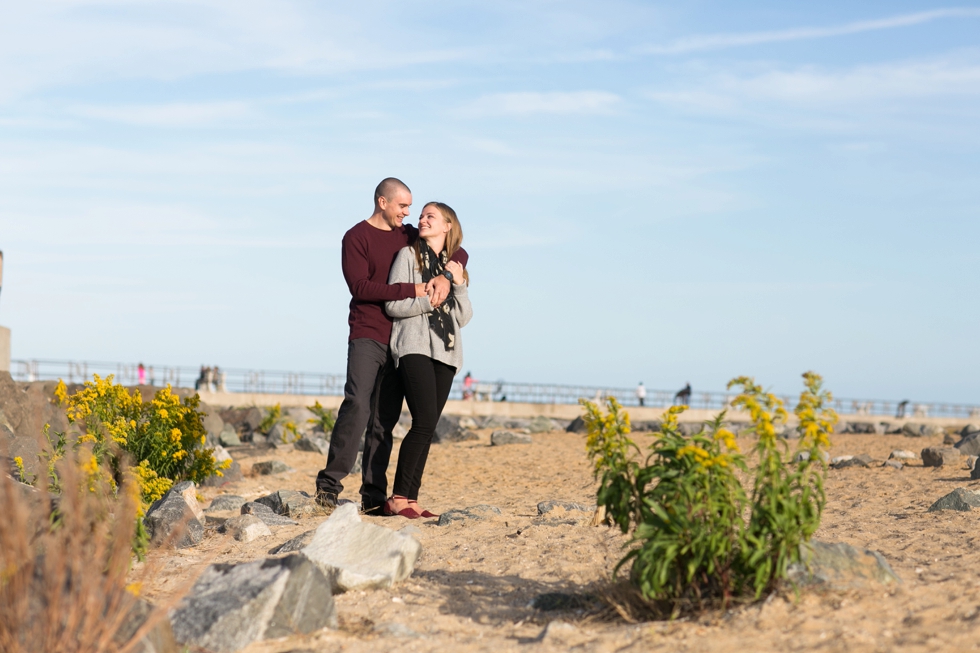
314;178;472;519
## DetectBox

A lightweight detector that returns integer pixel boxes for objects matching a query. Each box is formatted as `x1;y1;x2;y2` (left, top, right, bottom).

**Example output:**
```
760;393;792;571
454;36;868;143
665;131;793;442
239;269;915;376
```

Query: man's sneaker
315;489;355;509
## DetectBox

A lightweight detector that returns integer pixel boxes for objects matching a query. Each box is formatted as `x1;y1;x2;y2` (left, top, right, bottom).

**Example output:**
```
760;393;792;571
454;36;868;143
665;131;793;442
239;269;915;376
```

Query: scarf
417;239;457;350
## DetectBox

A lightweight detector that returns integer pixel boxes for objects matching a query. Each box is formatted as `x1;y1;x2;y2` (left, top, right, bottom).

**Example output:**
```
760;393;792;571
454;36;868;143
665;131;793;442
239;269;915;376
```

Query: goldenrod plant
47;375;229;504
307;400;336;434
258;402;300;442
584;372;836;608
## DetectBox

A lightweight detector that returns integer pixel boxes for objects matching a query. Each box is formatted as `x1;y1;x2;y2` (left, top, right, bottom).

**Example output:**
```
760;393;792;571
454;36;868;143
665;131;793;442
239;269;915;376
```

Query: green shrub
584;372;836;608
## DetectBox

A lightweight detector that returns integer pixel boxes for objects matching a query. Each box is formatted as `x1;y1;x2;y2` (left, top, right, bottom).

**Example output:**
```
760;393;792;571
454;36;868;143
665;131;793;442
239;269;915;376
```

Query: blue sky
1;2;978;402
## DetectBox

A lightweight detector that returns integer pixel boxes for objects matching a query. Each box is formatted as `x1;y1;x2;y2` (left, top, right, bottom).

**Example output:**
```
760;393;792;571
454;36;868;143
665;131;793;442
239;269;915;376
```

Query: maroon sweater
342;220;469;344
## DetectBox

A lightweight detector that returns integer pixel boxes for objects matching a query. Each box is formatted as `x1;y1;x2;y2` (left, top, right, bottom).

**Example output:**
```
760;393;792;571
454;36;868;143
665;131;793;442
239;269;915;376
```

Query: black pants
393;354;456;500
315;338;404;506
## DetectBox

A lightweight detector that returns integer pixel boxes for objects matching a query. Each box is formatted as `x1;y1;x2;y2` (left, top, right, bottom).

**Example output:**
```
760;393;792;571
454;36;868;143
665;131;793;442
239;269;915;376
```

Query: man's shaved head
374;177;411;205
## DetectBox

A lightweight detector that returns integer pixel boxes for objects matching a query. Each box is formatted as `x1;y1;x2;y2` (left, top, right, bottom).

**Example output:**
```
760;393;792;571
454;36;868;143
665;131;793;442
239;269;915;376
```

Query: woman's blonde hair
415;201;469;285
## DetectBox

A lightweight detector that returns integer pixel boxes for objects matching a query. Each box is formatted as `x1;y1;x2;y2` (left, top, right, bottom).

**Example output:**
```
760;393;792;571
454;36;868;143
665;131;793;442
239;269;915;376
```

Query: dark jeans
316;338;403;506
393;354;456;500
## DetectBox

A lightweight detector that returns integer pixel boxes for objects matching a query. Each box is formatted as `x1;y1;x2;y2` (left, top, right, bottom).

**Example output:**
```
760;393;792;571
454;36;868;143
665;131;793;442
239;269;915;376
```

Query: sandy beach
135;425;980;653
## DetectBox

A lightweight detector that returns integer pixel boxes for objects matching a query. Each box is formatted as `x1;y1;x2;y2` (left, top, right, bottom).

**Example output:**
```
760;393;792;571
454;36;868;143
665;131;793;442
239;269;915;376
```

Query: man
315;178;467;513
674;383;691;406
636;381;646;407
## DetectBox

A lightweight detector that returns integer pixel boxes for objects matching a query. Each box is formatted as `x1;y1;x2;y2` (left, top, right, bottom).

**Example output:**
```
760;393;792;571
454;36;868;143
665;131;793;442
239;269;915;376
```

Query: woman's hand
445;261;465;285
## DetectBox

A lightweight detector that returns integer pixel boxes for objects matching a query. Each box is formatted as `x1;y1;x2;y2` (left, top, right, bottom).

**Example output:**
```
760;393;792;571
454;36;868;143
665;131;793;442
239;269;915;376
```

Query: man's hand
426;275;451;308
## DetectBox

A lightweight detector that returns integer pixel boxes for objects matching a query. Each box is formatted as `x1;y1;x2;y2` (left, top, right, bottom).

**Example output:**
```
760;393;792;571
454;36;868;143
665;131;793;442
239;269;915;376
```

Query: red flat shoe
409;501;439;518
384;497;421;519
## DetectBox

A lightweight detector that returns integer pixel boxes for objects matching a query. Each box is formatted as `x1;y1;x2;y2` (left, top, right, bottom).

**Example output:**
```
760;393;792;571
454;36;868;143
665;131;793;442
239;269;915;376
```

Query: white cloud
72;101;254;127
647;54;980;120
636;7;980;55
459;91;621;117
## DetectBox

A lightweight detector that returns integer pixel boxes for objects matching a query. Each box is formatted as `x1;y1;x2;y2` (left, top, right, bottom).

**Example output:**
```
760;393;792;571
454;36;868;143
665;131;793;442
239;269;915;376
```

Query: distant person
315;178;467;514
463;371;475;400
674;383;691;406
636;381;646;407
206;366;216;392
195;365;206;391
896;400;909;419
217;367;227;392
138;363;146;386
148;366;156;387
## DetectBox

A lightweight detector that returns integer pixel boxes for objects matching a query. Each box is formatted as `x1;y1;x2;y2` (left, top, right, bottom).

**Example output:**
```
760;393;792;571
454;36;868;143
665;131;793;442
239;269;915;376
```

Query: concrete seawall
195;390;970;427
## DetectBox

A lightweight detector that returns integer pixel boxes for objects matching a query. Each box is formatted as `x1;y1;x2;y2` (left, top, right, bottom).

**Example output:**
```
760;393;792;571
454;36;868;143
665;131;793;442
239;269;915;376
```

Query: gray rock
436;504;502;526
457;416;480;430
300;503;422;592
285;407;316;425
921;446;961;467
882;460;903;470
256;490;317;518
565;416;587;434
295;436;330;457
794;450;830;464
221;514;272;542
847;422;878;434
202;407;225;446
218;426;241;447
491;430;532;446
631;420;662;433
961;424;980;437
269;529;316;554
241;502;299;526
202;460;244;488
830;454;873;469
252;460;293;475
268;423;292;445
480;415;510;429
433;415;461;442
922;423;945;437
537;500;594;515
968;455;978;472
889;450;917;460
928;488;980;512
144;481;205;548
902;423;925;437
114;598;179;653
955;432;980;456
169;554;336;653
528;416;556;433
207;495;247;513
785;540;901;590
391;423;408;440
678;423;705;436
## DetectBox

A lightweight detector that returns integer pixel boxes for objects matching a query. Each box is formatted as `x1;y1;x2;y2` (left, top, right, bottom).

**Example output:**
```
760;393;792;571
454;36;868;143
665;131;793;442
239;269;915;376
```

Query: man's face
379;189;412;229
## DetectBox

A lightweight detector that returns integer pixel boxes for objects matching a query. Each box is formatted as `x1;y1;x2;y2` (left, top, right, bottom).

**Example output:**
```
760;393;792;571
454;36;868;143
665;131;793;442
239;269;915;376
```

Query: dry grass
0;446;170;653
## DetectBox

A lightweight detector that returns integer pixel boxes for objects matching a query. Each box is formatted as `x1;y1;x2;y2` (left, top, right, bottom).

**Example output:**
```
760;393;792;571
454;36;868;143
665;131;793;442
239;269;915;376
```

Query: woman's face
419;205;451;238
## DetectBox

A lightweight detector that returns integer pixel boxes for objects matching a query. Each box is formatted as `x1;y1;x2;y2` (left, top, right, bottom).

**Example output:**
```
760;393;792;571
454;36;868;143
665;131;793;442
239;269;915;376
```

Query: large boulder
240;501;298;526
169;554;336;653
955;432;980;456
200;406;225;446
220;515;272;543
786;540;901;590
565;416;587;434
491;430;532;446
256;489;317;518
921;447;961;467
295;436;330;457
144;481;205;548
528;416;556;434
300;503;421;593
929;488;980;512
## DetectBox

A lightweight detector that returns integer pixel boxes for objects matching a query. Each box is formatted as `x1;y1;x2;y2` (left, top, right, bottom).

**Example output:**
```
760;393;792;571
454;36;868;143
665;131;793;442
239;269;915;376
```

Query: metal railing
9;358;980;419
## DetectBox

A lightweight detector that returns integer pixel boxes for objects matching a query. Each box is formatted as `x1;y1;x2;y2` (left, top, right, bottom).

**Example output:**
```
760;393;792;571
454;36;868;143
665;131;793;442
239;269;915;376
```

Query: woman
384;202;472;518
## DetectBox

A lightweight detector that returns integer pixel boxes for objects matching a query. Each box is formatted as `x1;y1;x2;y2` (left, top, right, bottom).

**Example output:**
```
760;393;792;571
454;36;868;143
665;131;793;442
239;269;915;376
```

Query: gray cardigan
385;246;473;371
